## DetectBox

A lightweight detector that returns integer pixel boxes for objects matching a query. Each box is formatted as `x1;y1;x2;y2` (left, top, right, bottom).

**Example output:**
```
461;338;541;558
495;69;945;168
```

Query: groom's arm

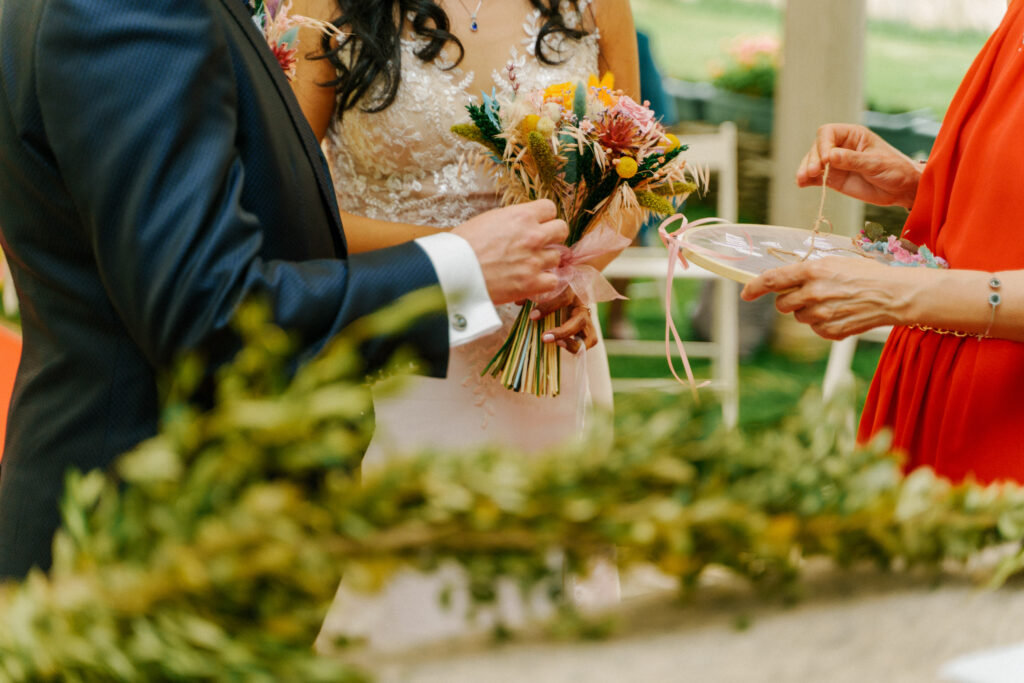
34;0;458;374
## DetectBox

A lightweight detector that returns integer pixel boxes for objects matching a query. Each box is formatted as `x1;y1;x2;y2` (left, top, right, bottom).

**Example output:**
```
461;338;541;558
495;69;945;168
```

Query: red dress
859;3;1024;484
0;327;18;463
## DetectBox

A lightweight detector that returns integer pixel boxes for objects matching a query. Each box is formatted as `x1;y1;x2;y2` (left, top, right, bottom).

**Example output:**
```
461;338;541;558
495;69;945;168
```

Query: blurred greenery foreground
5;292;1024;682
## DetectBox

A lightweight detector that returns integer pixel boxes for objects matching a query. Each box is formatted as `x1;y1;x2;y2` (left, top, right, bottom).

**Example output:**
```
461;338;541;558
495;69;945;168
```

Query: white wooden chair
602;122;741;428
821;326;893;401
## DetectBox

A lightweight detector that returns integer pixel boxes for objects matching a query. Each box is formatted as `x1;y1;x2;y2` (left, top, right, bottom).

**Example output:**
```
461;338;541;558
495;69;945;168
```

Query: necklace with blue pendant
456;0;483;31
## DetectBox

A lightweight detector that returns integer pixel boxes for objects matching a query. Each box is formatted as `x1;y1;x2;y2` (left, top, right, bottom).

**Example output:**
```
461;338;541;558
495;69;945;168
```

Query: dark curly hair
319;1;588;118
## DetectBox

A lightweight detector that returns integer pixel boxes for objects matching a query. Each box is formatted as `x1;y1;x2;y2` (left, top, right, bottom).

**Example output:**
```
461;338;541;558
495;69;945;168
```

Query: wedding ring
569;333;586;355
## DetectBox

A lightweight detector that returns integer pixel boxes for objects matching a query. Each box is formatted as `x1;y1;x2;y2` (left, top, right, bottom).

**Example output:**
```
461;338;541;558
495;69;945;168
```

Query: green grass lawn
631;0;991;117
599;276;884;432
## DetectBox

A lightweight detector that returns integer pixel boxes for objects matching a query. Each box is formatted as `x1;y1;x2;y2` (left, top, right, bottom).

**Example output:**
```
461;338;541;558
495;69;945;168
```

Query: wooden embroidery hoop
679;223;866;284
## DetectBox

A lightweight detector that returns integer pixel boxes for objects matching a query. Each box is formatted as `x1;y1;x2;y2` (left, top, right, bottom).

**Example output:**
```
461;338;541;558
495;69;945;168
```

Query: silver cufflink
451;314;467;331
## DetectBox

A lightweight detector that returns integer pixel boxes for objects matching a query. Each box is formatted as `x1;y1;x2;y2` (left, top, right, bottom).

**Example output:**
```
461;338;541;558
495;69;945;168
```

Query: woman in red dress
743;0;1024;484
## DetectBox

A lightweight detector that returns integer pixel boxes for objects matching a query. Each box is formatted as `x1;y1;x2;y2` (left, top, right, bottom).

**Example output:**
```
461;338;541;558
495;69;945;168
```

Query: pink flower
887;235;916;263
611;95;658;137
597;113;638;155
729;35;780;68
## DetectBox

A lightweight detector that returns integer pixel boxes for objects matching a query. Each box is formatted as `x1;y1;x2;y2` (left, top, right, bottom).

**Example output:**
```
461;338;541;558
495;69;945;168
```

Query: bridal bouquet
453;73;703;397
250;0;341;80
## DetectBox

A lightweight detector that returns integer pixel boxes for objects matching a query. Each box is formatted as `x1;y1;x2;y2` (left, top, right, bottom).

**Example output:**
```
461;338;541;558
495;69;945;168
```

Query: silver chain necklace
455;0;484;31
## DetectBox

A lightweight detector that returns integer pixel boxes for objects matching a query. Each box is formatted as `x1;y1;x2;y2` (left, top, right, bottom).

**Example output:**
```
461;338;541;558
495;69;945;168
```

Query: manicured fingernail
542;333;555;342
530;310;541;320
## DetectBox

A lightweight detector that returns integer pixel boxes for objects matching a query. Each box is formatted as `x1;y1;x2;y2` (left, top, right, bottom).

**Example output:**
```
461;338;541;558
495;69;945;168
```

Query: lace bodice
323;1;605;427
323;1;599;229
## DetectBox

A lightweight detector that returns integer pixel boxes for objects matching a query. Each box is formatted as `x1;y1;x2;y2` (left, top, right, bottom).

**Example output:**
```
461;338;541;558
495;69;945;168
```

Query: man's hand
452;200;569;305
796;124;923;210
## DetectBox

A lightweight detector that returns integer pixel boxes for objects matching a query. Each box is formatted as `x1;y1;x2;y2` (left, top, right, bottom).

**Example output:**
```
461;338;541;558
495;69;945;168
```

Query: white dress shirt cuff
414;232;502;347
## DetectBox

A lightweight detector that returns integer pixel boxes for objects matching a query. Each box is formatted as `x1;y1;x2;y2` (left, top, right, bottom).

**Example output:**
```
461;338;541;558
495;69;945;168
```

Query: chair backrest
679;121;739;223
0;326;20;462
602;122;741;427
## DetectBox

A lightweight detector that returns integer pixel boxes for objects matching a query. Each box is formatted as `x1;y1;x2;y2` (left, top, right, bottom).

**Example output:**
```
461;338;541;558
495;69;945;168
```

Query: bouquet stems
483;302;564;397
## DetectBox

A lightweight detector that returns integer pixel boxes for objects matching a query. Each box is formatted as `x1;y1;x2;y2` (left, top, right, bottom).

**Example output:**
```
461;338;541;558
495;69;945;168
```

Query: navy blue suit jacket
0;0;449;578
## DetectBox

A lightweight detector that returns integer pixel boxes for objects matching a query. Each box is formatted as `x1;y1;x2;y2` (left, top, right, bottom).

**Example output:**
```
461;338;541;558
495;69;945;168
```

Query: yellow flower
536;116;556;137
450;124;502;157
588;72;617;107
588;72;615;90
664;133;681;151
615;157;639;179
543;81;576;109
528;131;559;186
653;180;697;197
635;190;676;215
519;114;540;133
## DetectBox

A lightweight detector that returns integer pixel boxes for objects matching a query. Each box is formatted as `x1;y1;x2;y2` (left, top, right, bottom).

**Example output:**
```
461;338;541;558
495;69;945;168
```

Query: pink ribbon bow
534;222;633;306
530;223;631;438
658;214;738;403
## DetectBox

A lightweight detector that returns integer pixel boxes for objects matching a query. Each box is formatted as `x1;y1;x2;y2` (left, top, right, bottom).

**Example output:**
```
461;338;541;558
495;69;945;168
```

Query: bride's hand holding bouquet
453;73;703;396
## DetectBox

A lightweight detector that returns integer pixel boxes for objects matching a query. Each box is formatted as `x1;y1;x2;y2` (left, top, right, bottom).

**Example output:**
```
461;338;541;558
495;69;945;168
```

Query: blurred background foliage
632;0;989;117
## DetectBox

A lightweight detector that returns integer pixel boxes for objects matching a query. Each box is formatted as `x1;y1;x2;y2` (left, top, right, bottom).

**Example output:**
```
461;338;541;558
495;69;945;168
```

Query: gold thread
769;164;871;265
801;163;834;261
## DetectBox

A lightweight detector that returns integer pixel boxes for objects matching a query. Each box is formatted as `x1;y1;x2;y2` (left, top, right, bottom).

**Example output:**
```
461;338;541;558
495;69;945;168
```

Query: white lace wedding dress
318;1;619;652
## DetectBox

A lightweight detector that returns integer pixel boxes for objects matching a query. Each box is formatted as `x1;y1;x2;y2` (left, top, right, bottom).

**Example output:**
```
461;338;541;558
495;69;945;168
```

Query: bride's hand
520;290;596;352
542;300;597;353
524;286;575;319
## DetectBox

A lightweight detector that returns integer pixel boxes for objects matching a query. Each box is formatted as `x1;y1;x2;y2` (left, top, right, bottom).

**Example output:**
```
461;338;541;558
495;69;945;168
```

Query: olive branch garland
3;299;1024;682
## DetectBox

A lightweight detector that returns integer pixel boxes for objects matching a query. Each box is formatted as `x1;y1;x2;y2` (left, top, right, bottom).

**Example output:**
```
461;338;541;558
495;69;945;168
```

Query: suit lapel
216;0;346;253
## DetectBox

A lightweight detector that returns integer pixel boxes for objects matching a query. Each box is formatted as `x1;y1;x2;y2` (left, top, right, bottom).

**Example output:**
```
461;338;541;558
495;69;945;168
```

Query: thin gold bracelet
908;324;975;338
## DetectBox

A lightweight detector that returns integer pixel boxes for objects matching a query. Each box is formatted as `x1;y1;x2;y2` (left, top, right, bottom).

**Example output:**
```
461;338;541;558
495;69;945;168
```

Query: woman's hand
797;124;923;210
527;290;598;353
741;257;918;340
544;301;598;353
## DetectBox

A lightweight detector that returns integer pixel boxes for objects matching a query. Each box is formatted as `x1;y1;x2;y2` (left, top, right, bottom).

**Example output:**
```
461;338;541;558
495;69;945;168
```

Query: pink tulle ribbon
534;223;633;306
657;214;738;403
529;223;630;434
574;339;591;434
